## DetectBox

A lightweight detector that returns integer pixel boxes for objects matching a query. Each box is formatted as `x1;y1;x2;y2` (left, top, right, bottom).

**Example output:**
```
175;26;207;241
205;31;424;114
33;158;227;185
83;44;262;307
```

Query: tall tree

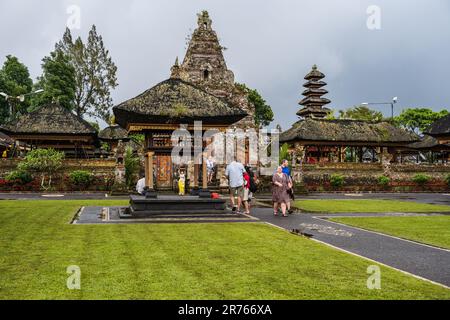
338;105;384;121
236;83;274;127
0;55;33;123
56;26;118;121
30;50;76;111
394;108;449;134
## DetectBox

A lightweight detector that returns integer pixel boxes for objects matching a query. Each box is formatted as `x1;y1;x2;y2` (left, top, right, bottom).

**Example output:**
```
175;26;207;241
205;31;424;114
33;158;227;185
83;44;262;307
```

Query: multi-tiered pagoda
296;65;331;119
280;65;418;164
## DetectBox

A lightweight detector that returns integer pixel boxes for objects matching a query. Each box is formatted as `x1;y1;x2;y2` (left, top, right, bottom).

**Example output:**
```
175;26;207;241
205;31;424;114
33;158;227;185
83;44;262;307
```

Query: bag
249;175;258;193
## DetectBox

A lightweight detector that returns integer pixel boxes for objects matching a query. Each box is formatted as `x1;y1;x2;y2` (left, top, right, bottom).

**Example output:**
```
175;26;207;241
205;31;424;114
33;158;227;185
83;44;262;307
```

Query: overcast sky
0;0;449;129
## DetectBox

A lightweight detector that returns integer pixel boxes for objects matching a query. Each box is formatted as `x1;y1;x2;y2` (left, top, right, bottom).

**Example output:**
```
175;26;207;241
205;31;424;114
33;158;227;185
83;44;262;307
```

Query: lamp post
361;97;398;119
0;89;44;120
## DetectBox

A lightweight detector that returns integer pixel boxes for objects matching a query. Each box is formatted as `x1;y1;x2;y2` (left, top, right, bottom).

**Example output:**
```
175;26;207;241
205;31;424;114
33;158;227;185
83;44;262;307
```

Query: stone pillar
190;154;200;195
144;151;157;198
199;152;211;198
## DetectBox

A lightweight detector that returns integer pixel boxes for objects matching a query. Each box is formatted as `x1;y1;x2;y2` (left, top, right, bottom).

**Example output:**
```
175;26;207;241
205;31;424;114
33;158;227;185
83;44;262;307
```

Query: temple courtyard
0;193;449;299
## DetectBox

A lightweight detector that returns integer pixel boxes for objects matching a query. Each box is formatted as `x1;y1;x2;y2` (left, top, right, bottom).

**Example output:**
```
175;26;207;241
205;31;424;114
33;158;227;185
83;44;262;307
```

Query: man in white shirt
136;177;146;195
225;160;246;213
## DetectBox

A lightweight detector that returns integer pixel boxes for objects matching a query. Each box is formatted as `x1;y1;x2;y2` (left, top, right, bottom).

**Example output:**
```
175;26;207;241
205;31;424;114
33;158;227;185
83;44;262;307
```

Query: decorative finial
197;10;212;30
312;64;317;70
170;57;181;79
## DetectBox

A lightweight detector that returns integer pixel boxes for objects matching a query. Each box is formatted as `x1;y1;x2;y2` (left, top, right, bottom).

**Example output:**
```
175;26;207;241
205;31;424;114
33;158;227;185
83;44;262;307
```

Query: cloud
0;0;449;129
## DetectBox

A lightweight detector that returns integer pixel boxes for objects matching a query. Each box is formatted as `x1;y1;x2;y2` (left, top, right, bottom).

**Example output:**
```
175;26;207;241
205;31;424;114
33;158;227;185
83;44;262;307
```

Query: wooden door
156;154;172;189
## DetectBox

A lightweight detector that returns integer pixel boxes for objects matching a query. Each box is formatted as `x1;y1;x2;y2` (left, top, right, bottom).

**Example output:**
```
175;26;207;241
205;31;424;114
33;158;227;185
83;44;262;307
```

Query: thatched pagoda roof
407;135;450;150
98;124;129;141
0;131;14;147
113;78;247;128
280;118;419;145
1;104;97;136
425;113;450;136
304;65;325;80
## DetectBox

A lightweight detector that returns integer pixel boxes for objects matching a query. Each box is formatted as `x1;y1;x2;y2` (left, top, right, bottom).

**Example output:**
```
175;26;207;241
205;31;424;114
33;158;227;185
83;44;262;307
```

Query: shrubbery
6;170;33;185
378;175;390;187
445;174;450;187
69;170;93;190
412;174;430;186
330;174;344;188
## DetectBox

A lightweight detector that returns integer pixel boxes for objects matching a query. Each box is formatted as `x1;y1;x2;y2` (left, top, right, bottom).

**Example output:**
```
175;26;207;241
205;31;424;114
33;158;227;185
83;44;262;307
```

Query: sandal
273;212;278;216
282;214;288;217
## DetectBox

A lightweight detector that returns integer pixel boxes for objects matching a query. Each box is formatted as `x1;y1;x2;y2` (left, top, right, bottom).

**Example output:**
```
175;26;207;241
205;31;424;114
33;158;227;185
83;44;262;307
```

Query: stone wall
0;159;116;192
292;162;450;192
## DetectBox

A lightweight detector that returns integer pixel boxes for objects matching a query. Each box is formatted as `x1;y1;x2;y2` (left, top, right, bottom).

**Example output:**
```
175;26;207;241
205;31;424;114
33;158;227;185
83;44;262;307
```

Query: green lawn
330;216;450;249
0;200;449;299
294;199;450;213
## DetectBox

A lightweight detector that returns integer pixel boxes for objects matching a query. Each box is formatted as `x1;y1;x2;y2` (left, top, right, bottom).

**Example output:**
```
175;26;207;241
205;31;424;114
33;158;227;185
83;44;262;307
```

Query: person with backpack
242;165;258;215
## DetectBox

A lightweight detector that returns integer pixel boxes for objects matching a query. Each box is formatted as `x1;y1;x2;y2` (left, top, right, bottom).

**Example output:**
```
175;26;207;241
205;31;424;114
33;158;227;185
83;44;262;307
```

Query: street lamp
361;97;398;119
0;89;44;119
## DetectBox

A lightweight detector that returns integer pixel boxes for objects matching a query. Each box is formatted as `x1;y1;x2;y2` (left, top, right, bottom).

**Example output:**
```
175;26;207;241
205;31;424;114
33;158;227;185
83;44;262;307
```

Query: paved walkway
1;192;449;205
251;207;450;287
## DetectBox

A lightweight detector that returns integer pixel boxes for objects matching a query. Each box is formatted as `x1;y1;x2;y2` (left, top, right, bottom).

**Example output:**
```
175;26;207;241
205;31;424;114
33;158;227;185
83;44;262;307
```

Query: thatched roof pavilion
280;118;418;146
98;124;129;142
281;66;420;164
0;103;98;158
425;113;450;141
114;78;247;131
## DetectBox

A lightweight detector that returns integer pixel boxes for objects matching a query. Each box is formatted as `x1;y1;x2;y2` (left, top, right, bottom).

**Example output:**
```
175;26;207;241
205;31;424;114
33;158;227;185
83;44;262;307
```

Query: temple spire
197;10;212;30
296;64;331;119
170;56;181;79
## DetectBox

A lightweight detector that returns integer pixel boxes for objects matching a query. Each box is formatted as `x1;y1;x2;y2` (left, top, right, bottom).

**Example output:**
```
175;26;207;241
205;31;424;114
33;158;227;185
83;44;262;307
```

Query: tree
30;50;76;111
0;55;33;123
18;148;64;190
124;146;139;189
56;26;118;121
236;83;274;127
338;105;384;121
394;108;449;134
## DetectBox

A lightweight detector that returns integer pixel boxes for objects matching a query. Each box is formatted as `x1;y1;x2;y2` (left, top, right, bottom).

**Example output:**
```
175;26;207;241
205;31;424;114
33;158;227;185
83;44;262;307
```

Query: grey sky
1;0;449;129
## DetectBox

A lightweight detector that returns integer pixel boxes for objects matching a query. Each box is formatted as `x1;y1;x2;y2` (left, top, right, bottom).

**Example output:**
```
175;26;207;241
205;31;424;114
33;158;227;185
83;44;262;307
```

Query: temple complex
0;103;98;158
280;65;418;164
114;11;253;192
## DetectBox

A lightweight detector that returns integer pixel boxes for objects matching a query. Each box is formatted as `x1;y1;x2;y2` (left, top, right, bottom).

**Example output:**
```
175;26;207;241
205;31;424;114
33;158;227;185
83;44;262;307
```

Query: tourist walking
272;166;291;217
242;170;251;215
225;160;246;213
281;159;294;214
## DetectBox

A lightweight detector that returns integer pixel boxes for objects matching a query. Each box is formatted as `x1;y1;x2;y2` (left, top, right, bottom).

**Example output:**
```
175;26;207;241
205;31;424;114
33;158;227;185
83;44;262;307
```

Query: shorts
229;186;244;198
242;188;250;202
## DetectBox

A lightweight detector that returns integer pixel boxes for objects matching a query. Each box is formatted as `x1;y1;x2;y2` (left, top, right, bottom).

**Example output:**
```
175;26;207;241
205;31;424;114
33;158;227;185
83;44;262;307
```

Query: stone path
251;207;450;288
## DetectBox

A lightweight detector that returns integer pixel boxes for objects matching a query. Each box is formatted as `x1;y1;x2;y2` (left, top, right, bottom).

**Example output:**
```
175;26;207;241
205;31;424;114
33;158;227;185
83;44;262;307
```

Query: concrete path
1;192;449;205
251;207;450;288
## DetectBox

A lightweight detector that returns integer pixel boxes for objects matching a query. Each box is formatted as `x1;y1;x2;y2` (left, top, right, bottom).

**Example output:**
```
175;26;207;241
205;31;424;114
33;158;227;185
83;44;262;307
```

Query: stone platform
128;194;227;216
73;206;258;224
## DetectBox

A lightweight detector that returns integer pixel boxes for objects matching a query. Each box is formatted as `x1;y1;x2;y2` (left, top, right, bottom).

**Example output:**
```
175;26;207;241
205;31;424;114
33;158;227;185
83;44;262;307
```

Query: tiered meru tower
296;65;331;119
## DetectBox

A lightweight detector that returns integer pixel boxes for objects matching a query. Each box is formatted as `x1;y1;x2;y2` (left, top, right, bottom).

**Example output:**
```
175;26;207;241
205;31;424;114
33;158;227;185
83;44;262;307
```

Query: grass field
330;216;450;249
294;199;450;213
0;200;449;299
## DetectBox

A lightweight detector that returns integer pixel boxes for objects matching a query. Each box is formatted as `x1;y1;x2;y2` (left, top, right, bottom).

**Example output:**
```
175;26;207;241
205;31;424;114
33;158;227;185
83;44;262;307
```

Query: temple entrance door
155;154;172;189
